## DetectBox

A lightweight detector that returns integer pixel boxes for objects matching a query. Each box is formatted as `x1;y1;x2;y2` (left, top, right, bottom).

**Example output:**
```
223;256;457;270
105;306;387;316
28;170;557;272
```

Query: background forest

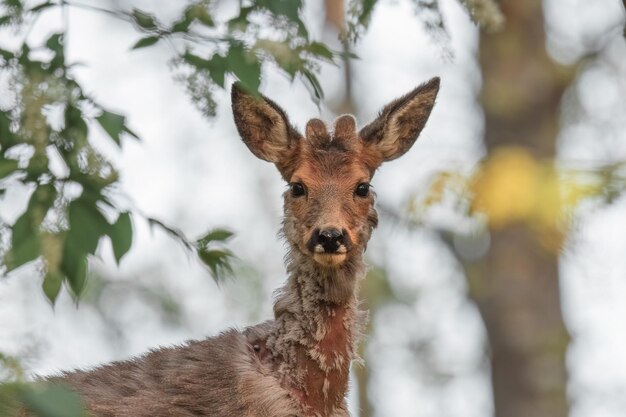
1;0;625;416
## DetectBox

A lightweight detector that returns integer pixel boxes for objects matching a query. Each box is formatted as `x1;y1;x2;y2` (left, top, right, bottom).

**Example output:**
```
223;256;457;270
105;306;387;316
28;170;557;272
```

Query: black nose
316;228;344;253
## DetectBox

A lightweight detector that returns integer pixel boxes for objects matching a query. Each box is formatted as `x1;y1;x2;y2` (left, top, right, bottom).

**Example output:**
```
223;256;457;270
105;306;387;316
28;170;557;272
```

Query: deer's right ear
231;83;298;163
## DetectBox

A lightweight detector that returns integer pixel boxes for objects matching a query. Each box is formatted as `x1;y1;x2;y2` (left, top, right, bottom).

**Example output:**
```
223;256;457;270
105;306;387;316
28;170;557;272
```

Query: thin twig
63;0;129;22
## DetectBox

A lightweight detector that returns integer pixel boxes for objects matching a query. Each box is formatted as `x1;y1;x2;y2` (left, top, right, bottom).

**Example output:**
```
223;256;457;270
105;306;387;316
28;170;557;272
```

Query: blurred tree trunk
468;1;575;417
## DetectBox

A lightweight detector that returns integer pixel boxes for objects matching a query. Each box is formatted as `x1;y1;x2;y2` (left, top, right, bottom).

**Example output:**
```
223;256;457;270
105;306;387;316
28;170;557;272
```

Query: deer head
232;78;439;269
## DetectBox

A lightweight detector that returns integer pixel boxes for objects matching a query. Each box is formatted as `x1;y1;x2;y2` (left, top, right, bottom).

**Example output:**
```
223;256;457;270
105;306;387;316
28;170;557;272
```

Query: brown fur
19;79;439;417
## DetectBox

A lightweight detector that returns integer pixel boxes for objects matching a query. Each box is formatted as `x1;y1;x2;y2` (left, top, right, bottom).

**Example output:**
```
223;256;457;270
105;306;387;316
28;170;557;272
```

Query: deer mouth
310;243;349;267
312;252;348;267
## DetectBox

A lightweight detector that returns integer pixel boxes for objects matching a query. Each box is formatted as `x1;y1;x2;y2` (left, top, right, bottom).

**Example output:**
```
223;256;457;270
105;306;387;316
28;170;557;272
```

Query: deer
33;77;440;417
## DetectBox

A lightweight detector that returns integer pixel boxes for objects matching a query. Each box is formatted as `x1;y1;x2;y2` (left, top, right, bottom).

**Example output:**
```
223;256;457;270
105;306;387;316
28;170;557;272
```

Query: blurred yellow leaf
471;147;539;228
411;146;620;253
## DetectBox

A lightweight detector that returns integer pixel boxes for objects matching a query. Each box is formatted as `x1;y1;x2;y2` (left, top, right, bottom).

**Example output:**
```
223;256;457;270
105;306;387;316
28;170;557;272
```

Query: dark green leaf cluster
195;228;234;281
106;0;344;113
169;0;342;112
146;217;235;282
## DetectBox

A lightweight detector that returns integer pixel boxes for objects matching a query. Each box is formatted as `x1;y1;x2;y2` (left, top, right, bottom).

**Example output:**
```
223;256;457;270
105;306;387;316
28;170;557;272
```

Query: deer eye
290;182;306;197
355;183;370;197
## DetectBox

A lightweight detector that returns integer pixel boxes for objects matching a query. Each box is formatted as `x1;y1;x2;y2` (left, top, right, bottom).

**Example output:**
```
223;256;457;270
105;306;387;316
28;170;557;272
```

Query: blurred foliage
0;0;352;307
411;146;626;251
0;382;87;417
1;354;86;417
148;219;236;282
0;26;136;302
457;0;504;32
345;0;504;43
0;352;24;381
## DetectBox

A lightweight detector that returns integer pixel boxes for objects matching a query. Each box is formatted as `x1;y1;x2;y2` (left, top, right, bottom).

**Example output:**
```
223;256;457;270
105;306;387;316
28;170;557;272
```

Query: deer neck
266;249;367;416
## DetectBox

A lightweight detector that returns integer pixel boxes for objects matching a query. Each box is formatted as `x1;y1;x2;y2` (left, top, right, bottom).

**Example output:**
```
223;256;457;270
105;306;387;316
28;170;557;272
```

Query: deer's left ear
360;77;440;161
231;83;299;163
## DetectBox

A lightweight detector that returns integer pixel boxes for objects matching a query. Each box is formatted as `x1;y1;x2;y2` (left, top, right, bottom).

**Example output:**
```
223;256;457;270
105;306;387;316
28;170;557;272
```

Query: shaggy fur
17;79;439;417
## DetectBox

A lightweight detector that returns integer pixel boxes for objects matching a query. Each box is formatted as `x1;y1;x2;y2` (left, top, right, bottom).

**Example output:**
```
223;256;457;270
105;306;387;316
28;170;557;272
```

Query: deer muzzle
307;227;352;267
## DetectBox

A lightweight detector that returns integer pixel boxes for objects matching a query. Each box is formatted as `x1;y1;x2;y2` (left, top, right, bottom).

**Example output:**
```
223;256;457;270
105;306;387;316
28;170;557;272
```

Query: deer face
282;115;379;267
232;78;439;268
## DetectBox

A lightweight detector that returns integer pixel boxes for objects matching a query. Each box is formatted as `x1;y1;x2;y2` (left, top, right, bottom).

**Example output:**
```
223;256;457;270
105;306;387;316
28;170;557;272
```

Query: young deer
46;78;440;417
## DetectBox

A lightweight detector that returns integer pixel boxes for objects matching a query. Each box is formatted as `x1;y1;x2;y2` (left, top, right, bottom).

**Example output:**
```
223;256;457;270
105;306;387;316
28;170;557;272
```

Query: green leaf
45;33;63;55
132;9;157;30
131;35;160;50
61;237;87;297
0;157;18;179
198;249;233;281
4;0;24;9
183;51;210;68
197;228;233;249
346;0;379;42
0;47;14;60
184;4;214;27
183;52;228;87
305;42;334;62
256;39;302;77
258;0;302;22
4;184;57;271
42;271;63;304
123;125;139;139
338;50;359;60
108;212;132;264
45;32;65;70
171;1;214;32
67;198;110;255
171;16;191;33
5;211;40;272
301;68;324;104
227;6;253;32
0;111;14;147
21;383;86;417
359;0;378;25
64;104;88;145
96;110;125;145
227;45;261;93
207;54;227;87
0;15;12;27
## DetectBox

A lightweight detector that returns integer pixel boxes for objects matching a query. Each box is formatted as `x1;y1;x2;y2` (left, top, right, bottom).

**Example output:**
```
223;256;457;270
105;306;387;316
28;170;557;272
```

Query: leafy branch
1;0;342;304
